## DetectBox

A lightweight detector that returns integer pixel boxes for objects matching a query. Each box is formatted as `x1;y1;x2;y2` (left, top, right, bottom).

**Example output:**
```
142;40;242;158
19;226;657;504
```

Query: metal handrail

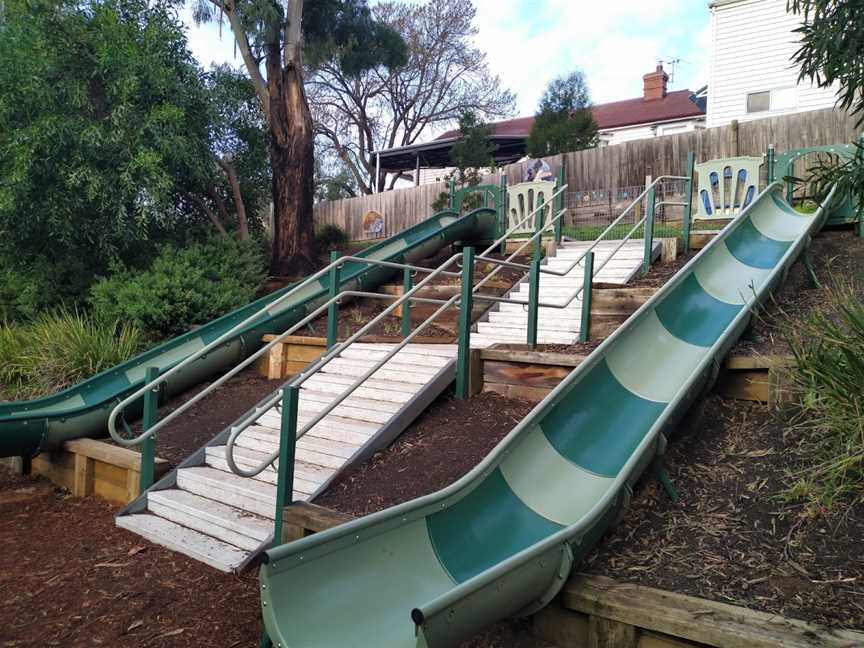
475;175;687;278
108;187;567;448
468;175;689;311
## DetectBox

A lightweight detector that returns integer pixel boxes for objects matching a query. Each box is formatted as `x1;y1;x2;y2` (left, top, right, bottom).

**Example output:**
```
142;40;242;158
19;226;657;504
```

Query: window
746;88;797;114
746;91;770;113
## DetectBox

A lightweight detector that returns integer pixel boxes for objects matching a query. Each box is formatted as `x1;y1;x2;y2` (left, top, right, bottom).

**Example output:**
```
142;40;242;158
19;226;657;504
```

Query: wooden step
147;489;271;552
338;347;451;368
299;388;402;415
117;513;249;573
204;445;325;495
176;466;282;518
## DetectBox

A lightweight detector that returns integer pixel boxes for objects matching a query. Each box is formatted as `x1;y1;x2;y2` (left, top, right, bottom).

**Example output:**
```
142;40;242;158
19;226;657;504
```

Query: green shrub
784;279;864;510
90;237;267;339
314;224;349;252
0;310;142;400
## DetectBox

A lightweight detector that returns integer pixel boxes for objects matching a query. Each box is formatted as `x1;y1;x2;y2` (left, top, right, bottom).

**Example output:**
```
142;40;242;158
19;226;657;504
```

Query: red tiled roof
436;89;704;140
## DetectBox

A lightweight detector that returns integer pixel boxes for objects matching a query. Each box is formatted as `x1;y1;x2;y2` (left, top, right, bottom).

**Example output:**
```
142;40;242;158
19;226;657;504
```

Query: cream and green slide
259;182;838;647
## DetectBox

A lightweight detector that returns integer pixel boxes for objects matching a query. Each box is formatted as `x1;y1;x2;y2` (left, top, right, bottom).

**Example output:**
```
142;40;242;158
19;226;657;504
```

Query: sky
182;0;711;118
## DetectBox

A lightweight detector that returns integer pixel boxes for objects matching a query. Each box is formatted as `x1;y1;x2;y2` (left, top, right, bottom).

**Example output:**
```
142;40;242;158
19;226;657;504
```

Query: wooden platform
714;353;795;406
3;439;170;504
533;573;864;648
118;343;459;572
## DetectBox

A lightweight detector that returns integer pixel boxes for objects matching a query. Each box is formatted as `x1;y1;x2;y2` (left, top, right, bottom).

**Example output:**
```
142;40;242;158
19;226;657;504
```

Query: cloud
471;0;710;113
180;0;710;116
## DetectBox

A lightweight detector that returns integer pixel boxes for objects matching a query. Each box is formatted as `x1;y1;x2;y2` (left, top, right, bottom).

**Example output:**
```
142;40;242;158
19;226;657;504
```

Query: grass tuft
0;309;142;400
783;278;864;510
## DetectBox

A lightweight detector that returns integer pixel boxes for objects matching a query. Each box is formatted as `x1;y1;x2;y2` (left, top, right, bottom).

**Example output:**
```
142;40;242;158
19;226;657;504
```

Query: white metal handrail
108;186;568;449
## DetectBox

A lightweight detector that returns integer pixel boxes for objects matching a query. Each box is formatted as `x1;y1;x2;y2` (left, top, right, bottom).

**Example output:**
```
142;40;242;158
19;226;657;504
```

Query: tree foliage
192;0;407;272
0;0;214;312
432;111;496;213
788;0;864;207
308;0;515;194
527;70;598;157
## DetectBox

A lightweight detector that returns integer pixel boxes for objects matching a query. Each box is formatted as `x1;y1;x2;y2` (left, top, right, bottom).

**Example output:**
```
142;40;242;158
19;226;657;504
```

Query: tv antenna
659;57;687;83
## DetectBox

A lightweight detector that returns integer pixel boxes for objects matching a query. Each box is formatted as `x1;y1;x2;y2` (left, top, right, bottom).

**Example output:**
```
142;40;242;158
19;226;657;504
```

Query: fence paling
314;107;859;240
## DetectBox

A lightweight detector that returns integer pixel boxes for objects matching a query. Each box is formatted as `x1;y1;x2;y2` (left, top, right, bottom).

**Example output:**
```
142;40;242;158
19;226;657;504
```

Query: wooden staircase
116;343;457;572
472;240;660;347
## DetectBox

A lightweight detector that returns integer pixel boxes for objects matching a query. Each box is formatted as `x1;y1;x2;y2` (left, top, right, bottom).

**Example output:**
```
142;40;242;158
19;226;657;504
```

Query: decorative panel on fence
313;108;860;240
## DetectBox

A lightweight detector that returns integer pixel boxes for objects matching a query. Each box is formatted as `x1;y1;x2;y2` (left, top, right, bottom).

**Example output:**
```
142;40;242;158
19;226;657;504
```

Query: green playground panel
258;180;837;647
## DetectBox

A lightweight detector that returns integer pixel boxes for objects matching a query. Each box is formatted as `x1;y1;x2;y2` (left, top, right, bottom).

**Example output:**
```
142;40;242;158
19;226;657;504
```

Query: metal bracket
515;542;575;617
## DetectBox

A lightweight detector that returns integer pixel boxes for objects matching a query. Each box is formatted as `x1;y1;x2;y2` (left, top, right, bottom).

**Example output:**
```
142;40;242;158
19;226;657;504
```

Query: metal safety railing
104;155;703;544
106;186;567;536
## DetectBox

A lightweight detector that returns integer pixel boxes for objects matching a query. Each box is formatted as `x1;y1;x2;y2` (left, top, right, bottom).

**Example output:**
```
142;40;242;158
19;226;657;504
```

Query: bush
314;224;349;252
0;310;142;400
90;237;267;339
784;279;864;510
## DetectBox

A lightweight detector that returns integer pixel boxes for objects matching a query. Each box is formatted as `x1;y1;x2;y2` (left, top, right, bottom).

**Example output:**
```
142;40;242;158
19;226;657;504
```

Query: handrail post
682;151;695;256
527;259;540;347
554;164;565;243
455;247;474;399
326;251;341;349
273;384;299;545
766;144;776;183
643;186;656;275
533;195;545;260
401;266;412;338
579;252;594;343
449;177;457;211
498;174;508;252
139;366;159;493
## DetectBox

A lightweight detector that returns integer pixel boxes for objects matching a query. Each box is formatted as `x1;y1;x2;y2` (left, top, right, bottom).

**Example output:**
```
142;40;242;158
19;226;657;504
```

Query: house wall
599;118;705;146
707;0;840;128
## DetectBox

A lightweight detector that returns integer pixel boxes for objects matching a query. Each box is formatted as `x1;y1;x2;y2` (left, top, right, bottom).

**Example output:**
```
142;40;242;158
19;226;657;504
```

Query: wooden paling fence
314;107;861;240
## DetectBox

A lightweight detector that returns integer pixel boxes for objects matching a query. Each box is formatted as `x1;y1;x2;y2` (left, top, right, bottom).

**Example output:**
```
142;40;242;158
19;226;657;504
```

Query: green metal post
455;247;474;399
526;259;540;348
449;177;456;210
533;196;545;261
642;187;656;275
499;175;509;254
682;151;695;256
554;164;565;243
579;252;594;344
766;144;776;183
401;266;412;338
273;384;299;545
326;251;341;349
140;366;159;493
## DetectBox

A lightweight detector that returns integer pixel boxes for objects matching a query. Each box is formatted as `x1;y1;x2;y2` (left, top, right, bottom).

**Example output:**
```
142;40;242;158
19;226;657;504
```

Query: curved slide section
0;208;498;458
259;183;836;647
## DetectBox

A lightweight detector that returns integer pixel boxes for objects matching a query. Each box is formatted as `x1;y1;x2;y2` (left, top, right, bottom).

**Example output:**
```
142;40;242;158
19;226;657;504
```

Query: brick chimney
643;63;668;101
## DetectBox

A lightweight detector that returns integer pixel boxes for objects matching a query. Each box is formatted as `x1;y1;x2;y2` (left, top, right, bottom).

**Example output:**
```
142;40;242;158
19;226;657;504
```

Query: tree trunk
267;40;316;275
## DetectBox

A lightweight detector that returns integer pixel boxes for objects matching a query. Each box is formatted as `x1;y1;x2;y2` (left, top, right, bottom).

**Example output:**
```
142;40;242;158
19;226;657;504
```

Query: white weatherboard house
707;0;841;127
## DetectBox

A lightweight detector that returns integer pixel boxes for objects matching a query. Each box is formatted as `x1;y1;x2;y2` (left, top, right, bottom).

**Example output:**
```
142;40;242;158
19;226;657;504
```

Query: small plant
349;307;365;325
382;318;401;337
90;236;266;339
315;224;350;252
0;310;142;400
782;278;864;511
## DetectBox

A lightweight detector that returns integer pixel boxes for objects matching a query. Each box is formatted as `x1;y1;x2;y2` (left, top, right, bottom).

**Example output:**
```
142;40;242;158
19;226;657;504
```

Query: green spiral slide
258;183;837;647
0;208;499;459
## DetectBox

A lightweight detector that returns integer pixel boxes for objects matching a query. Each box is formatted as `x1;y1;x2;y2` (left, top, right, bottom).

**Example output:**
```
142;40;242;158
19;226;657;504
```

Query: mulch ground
117;369;279;468
317;391;534;516
0;468;262;648
583;394;864;629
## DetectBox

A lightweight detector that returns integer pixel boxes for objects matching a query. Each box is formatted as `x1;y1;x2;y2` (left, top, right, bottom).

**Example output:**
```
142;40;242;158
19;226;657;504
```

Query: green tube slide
258;183;837;648
0;208;499;459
